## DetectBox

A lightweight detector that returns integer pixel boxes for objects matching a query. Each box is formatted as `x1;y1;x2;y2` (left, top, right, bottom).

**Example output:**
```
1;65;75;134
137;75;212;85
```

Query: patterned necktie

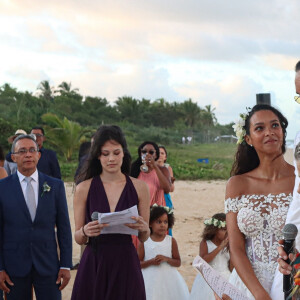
25;177;36;221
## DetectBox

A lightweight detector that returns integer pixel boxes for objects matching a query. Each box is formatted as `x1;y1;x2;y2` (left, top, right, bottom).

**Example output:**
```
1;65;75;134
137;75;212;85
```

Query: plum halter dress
71;175;146;300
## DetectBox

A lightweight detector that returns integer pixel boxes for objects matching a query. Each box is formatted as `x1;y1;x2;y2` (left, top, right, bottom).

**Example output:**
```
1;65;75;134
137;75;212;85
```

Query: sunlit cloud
0;0;300;139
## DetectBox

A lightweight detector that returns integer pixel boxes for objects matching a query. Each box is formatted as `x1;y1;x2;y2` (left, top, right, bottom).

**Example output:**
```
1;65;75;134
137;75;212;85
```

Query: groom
0;134;72;300
269;61;300;298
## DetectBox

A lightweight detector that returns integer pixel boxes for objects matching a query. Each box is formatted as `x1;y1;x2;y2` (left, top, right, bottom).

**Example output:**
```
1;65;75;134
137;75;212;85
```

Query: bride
225;104;294;299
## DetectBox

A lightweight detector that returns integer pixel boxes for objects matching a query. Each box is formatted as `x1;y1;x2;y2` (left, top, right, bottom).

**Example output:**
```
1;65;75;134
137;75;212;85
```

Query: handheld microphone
91;211;99;222
283;223;298;299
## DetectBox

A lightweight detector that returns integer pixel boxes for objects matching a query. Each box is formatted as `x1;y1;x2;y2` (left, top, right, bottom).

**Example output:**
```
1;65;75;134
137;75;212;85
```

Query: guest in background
31;127;61;179
4;129;27;175
0;152;7;300
0;167;7;180
131;141;171;207
73;139;93;269
0;145;5;167
74;141;91;183
0;145;7;179
157;146;175;235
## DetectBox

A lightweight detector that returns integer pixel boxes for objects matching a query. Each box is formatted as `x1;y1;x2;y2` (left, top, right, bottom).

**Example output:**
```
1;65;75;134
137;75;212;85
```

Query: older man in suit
0;134;72;300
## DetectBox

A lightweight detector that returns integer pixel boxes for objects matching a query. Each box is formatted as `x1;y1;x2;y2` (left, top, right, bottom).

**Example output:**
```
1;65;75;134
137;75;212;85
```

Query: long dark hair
76;125;131;182
231;104;288;176
130;141;160;178
202;213;226;241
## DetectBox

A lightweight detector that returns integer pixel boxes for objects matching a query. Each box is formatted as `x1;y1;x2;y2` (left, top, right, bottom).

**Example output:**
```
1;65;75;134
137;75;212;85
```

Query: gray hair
295;142;300;161
11;134;39;153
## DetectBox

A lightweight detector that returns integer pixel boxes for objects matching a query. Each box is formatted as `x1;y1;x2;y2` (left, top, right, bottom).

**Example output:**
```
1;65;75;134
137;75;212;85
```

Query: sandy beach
59;148;294;299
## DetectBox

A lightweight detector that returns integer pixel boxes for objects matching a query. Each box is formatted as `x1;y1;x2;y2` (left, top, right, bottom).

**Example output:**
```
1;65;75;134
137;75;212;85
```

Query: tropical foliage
0;81;237;181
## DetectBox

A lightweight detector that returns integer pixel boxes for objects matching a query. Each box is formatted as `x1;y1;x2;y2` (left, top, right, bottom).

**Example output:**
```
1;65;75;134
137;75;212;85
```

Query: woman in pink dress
131;141;171;206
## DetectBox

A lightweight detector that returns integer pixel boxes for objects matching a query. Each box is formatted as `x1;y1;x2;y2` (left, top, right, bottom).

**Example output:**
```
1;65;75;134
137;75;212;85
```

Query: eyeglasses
141;150;155;155
13;148;38;155
33;133;44;138
295;95;300;104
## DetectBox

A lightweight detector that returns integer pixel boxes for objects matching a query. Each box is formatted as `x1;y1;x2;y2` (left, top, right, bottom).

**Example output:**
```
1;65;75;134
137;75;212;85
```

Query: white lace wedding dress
225;193;292;299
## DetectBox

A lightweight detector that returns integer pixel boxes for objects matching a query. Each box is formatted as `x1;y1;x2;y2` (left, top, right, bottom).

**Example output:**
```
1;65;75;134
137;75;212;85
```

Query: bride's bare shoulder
226;174;250;198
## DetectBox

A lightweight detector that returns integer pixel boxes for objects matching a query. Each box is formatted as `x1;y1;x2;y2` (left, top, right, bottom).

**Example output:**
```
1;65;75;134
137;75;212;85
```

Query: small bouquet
288;253;300;299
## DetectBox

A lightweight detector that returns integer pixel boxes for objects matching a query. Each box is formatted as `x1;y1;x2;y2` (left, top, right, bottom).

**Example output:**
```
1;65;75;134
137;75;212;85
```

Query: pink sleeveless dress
138;169;166;206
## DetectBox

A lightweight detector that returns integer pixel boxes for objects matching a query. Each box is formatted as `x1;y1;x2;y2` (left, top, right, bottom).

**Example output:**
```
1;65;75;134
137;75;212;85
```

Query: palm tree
41;113;87;161
204;105;217;125
58;81;79;94
180;99;200;128
36;80;54;102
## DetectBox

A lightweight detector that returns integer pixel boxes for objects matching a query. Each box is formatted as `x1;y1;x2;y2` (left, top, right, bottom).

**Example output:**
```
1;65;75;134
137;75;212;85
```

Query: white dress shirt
17;169;39;207
270;131;300;299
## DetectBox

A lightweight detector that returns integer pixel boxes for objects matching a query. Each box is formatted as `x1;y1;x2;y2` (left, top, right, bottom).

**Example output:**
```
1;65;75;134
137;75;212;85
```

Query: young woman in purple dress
71;125;150;300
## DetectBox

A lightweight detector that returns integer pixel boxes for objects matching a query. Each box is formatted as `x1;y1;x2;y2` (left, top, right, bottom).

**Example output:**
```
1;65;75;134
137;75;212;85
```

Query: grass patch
60;143;237;181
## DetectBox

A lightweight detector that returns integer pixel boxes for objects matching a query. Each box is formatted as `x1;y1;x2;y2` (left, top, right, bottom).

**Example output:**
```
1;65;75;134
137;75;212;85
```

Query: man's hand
56;269;71;291
277;239;296;275
0;271;14;293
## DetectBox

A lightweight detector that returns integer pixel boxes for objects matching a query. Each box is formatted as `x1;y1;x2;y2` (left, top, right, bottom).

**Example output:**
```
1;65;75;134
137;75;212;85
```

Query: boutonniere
41;182;51;197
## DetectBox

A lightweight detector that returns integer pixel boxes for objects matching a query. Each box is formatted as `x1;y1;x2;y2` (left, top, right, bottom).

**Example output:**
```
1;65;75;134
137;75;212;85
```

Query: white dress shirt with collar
270;131;300;299
17;169;39;207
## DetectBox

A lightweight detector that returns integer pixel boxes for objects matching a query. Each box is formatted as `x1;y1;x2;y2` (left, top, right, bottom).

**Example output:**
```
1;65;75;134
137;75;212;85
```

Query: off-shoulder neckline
226;192;292;200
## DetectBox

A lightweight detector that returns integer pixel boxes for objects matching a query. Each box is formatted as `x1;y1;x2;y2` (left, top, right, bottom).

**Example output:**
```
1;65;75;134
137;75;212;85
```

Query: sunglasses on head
141;150;155;155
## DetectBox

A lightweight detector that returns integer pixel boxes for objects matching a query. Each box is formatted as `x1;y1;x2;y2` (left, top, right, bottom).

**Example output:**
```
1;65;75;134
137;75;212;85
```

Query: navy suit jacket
0;172;72;277
37;148;61;179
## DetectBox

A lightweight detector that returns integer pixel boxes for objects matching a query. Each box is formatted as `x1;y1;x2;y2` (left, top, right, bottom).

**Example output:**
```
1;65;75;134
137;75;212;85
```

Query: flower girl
138;205;189;300
190;213;232;300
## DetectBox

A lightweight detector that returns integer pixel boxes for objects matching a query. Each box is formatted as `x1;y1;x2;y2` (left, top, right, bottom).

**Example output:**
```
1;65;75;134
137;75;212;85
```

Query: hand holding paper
95;205;140;236
125;215;149;234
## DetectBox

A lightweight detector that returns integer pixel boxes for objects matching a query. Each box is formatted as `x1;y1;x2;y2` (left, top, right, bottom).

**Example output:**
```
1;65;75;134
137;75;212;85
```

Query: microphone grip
283;239;294;295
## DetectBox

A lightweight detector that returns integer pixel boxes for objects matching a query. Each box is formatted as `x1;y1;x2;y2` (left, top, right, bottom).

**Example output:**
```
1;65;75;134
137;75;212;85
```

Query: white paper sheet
97;205;139;236
193;256;250;300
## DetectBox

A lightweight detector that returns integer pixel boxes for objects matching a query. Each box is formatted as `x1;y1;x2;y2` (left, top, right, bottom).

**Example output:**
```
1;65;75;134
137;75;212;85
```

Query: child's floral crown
232;108;251;145
204;217;226;228
151;203;174;215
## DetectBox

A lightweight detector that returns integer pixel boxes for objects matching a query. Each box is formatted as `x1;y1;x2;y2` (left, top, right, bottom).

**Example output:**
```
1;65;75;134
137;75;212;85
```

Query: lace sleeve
225;197;239;213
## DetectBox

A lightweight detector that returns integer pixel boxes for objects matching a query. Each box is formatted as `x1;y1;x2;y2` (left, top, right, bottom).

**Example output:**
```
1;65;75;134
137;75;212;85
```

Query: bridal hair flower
232;112;248;145
151;203;174;215
204;217;226;228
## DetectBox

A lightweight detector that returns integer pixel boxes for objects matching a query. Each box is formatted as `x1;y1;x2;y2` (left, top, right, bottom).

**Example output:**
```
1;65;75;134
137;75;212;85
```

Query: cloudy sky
1;0;300;139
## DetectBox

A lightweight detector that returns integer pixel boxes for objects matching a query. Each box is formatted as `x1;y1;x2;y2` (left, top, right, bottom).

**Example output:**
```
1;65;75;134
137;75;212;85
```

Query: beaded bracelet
81;226;89;245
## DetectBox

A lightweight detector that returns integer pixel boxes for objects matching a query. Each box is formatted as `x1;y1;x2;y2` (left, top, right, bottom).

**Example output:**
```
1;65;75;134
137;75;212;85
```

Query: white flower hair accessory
204;217;226;228
151;203;174;215
232;109;250;145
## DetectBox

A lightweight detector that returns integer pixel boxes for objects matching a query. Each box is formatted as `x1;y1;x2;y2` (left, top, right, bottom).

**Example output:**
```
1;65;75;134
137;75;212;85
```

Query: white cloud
0;0;300;139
